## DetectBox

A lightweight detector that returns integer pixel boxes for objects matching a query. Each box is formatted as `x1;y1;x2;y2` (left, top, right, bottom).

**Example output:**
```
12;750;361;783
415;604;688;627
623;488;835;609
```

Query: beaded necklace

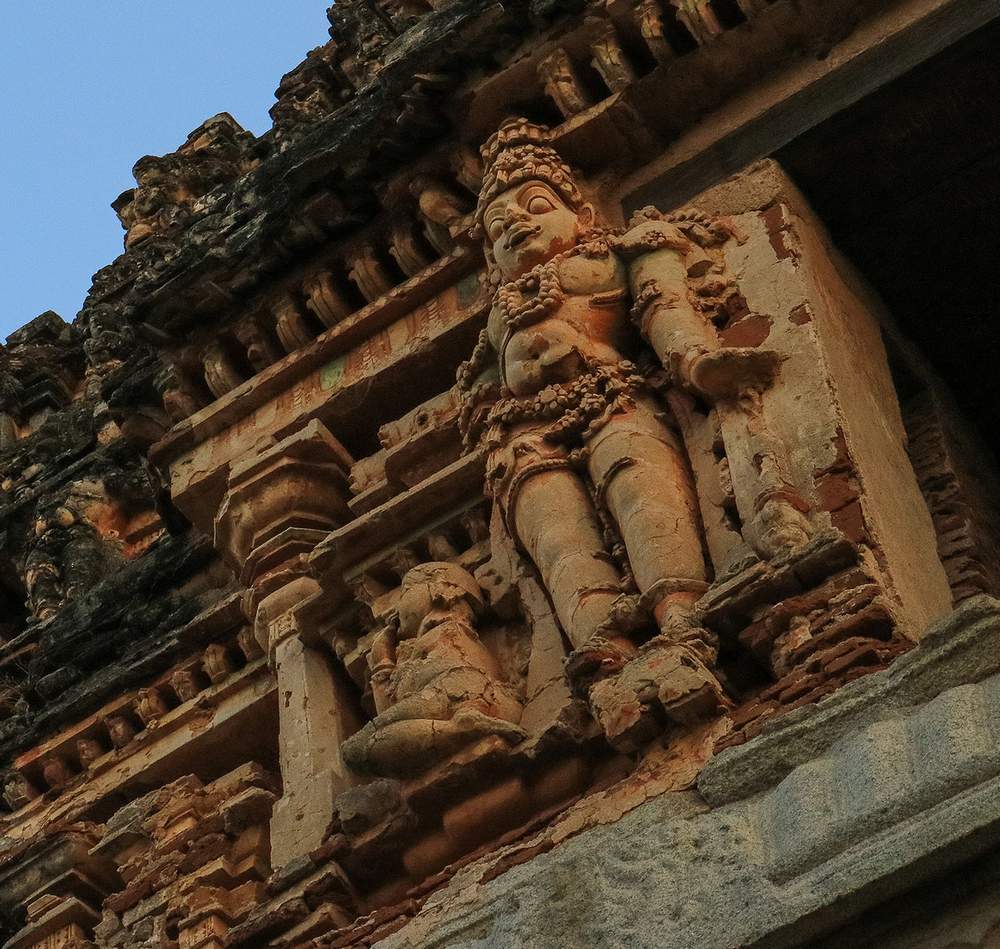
495;234;614;384
494;233;614;329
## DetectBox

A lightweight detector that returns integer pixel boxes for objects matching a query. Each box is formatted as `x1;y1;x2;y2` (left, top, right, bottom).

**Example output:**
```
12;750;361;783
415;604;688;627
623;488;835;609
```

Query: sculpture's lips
504;223;540;250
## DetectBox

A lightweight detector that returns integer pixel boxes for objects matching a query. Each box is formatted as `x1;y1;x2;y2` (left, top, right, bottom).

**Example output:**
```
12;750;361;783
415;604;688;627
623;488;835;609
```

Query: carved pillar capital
214;419;352;586
212;418;353;662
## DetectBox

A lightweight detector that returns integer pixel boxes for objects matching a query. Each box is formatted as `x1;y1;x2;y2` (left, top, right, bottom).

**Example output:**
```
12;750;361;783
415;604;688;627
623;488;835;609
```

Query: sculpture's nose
504;203;528;226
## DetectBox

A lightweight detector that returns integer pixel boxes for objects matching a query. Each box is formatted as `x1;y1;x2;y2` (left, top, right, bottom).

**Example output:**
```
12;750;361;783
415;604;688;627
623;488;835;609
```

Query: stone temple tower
2;2;1000;946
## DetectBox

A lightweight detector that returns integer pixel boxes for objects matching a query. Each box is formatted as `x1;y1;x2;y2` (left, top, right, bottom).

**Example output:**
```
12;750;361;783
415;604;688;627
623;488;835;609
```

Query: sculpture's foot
656;601;720;664
565;635;637;696
651;640;732;726
716;543;761;584
598;592;648;637
585;632;731;752
655;604;730;724
749;494;814;561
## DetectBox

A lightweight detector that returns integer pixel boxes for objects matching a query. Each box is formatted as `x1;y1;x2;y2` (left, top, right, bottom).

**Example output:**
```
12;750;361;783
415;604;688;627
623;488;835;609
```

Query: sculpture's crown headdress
476;118;584;225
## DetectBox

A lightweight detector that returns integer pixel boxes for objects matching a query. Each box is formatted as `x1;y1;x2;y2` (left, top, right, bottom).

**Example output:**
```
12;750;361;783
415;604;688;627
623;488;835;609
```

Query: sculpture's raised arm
622;212;783;403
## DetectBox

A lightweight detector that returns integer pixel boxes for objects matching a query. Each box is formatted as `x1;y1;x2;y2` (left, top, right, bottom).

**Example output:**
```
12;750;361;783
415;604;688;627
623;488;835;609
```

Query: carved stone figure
41;756;75;790
341;561;524;777
538;50;591;118
2;772;40;810
113;113;258;249
76;737;106;769
589;19;637;93
0;368;23;452
21;486;120;622
409;175;470;254
459;119;810;735
104;715;137;750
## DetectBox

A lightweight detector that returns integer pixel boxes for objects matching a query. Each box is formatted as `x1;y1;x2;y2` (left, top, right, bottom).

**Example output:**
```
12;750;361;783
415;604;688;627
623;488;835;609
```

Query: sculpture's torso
391;618;500;700
488;244;634;397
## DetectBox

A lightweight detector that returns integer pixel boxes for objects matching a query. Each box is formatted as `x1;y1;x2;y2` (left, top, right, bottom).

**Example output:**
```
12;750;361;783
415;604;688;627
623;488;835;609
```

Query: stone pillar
213;418;361;868
213;418;353;634
4;896;98;949
267;615;361;868
175;888;243;949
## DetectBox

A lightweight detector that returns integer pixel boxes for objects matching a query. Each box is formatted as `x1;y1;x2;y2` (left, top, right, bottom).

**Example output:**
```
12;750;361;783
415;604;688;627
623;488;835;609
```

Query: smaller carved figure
22;487;119;622
41;756;75;790
538;49;591;118
0;368;23;452
82;304;135;372
104;715;137;750
409;175;471;255
23;525;64;622
76;737;106;769
2;773;40;810
113;114;257;248
342;562;525;777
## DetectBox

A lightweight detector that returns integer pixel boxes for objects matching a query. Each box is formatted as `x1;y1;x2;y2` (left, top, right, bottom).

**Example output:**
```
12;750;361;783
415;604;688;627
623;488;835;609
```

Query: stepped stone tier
1;1;999;946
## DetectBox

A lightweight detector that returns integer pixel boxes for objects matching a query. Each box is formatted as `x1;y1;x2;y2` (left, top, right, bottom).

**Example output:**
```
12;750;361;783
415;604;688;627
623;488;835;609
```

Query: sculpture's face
397;580;437;637
483;181;586;279
398;564;482;637
398;583;469;637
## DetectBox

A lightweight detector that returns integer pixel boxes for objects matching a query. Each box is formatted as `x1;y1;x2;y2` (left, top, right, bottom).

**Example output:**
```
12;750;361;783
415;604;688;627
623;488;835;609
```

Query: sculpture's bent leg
341;675;526;777
724;390;814;559
343;716;527;777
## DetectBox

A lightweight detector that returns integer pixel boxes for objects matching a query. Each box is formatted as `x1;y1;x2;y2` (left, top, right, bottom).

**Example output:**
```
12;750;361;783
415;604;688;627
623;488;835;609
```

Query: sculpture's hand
688;347;784;401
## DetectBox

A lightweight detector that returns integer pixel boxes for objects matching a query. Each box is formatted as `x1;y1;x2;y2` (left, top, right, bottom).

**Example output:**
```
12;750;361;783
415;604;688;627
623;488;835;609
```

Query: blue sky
1;3;331;341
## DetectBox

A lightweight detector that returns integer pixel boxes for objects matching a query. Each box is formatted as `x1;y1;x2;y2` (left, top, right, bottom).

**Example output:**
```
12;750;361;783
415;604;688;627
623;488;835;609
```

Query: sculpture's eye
525;193;555;215
487;218;504;242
